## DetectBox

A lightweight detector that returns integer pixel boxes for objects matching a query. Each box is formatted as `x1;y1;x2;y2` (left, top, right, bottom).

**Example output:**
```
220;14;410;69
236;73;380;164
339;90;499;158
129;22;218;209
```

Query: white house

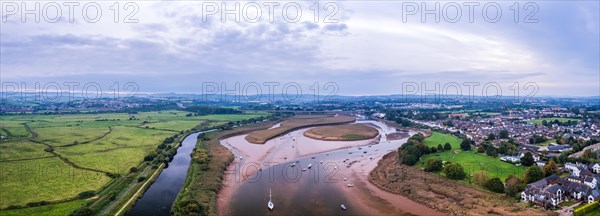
589;189;600;204
592;163;600;173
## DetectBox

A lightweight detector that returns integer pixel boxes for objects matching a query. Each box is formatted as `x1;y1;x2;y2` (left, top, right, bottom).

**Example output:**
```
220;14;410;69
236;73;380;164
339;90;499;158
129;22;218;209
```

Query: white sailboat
267;188;274;210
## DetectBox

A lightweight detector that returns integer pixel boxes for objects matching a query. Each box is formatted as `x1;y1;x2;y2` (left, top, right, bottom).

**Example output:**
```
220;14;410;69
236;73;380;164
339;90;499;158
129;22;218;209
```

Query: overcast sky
1;1;599;97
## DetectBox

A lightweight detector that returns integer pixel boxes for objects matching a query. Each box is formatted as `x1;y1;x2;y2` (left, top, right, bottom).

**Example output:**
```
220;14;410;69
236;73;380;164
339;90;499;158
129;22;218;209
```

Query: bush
477;146;485;153
69;207;93;216
424;158;442;172
437;144;443;152
144;154;155;161
443;163;466;180
473;170;489;186
77;190;95;199
130;167;138;173
505;175;524;197
484;177;505;193
574;201;599;216
138;176;146;182
173;200;204;216
444;142;452;151
25;201;49;207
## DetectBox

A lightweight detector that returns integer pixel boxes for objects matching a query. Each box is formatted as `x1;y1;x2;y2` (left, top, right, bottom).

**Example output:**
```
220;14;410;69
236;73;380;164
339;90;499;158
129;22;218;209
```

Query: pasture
527;117;580;125
0;110;265;212
420;132;526;182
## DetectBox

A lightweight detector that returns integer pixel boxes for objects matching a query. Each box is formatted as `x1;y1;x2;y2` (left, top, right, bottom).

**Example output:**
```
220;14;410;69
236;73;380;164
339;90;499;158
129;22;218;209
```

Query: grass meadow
0;110;265;213
420;132;526;182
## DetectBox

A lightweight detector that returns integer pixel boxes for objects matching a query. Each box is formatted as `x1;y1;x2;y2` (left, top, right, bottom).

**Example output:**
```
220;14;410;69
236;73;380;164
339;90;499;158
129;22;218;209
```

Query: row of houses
522;163;600;208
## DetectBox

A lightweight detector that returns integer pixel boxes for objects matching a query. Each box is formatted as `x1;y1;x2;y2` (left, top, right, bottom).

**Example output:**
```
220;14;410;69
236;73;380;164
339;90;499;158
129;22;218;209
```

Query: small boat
308;164;312;169
239;156;243;160
284;156;288;160
347;183;354;187
320;160;323;164
268;188;274;210
302;168;307;172
291;163;296;167
341;204;347;210
259;168;262;171
343;177;347;181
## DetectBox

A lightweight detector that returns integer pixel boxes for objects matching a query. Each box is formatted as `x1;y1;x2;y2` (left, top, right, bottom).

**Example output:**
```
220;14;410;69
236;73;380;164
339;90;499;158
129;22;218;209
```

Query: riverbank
368;151;552;216
173;121;276;216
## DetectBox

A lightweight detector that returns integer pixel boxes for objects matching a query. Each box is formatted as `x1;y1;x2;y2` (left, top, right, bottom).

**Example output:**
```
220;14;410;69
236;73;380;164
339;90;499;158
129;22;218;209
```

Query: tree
402;154;418;166
484;178;505;193
424;158;443;172
444;142;452;151
499;130;509;139
477;145;485;153
443;163;466;180
543;159;558;176
460;139;472;151
583;149;596;160
130;167;138;173
437;144;444;152
505;175;524;197
430;146;437;153
525;166;545;183
521;152;535;166
473;170;489;186
487;133;496;140
485;146;498;157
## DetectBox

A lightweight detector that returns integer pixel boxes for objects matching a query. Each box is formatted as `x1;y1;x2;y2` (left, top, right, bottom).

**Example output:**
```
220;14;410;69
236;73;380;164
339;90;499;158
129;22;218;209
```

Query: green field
0;200;88;216
423;132;461;149
0;157;112;207
420;132;526;182
0;110;266;213
527;117;580;125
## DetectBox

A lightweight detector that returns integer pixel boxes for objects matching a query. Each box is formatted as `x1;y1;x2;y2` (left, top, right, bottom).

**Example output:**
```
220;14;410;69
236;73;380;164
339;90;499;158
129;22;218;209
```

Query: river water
220;120;433;215
126;130;212;216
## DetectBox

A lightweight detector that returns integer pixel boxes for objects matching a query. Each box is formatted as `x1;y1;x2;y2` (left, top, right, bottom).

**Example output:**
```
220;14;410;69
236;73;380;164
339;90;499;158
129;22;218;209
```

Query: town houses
522;163;600;208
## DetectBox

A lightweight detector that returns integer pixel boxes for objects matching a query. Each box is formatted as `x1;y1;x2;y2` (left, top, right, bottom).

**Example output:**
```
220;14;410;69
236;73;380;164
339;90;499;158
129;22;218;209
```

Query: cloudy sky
1;1;598;97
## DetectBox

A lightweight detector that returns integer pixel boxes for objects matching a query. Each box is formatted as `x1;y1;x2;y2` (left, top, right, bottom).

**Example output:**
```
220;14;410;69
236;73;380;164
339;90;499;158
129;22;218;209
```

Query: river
218;120;441;215
126;130;213;216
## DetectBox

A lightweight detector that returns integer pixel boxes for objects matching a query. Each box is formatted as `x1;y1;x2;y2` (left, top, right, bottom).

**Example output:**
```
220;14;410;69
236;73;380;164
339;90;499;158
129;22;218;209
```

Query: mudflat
245;116;356;144
303;124;379;141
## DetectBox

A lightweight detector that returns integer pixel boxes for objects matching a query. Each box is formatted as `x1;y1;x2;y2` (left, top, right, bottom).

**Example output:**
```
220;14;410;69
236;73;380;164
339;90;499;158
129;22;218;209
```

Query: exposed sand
217;120;440;216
